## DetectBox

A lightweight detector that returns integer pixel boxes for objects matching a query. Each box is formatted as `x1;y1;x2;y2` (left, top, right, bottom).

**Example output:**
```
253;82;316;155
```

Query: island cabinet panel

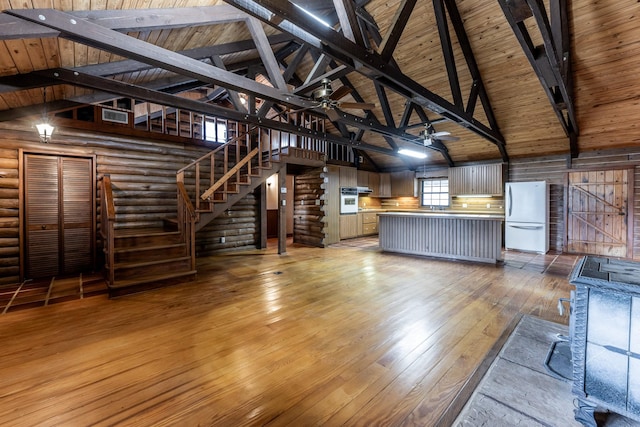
449;163;503;196
378;212;503;263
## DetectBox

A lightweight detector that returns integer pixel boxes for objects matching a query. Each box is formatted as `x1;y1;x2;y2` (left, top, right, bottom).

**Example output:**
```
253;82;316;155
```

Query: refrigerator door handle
507;224;543;230
508;186;513;217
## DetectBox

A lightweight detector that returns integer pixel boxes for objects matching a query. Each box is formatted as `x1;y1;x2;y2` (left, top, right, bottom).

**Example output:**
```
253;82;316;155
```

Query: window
420;178;449;207
205;119;227;143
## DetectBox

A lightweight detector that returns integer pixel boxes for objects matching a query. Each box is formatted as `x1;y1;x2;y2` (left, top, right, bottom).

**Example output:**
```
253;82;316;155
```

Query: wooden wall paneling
0;124;262;285
293;168;325;248
323;165;340;245
509;151;640;257
0;147;19;285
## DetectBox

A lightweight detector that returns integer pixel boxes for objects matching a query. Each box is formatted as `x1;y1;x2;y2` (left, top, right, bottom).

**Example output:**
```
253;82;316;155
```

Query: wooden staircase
99;123;293;296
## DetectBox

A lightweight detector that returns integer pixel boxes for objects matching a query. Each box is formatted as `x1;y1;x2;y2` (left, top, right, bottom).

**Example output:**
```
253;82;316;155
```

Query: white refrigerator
505;181;549;253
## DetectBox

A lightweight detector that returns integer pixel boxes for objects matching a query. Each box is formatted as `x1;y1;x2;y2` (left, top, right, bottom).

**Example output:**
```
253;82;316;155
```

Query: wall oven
340;187;358;214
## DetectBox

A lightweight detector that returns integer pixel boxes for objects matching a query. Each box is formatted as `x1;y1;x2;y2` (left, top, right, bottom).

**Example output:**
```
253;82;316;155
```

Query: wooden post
259;182;267;249
278;166;287;254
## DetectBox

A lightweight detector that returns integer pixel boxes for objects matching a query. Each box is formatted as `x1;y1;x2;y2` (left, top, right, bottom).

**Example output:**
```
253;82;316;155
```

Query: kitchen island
378;211;504;264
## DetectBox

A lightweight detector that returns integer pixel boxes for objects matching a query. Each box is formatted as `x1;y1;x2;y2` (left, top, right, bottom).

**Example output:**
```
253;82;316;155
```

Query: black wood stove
568;256;640;426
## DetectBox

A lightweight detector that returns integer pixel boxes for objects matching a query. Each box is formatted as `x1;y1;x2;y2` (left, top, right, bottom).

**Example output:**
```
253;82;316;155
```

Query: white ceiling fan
421;123;460;146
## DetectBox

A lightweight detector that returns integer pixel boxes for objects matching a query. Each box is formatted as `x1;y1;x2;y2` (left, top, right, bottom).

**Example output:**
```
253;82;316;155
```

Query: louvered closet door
24;154;94;278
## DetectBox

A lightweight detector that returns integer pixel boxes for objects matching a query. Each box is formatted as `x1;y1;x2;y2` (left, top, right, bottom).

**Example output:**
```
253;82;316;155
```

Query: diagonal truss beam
5;8;317;112
498;0;578;157
223;0;508;162
0;5;250;40
379;0;417;63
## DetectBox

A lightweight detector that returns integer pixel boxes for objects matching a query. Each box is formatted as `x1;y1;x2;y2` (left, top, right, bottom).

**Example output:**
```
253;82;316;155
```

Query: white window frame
204;119;227;143
420;178;450;207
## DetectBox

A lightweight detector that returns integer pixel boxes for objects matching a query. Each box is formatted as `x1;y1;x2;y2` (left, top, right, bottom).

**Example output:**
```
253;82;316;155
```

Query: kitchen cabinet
340;166;357;187
357;212;378;236
449;163;503;196
368;172;380;197
340;214;357;239
391;171;415;197
323;165;340;245
357;170;369;187
358;212;378;236
379;173;391;197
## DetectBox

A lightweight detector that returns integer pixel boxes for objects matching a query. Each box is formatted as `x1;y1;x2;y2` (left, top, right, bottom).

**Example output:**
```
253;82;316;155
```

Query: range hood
357;186;373;194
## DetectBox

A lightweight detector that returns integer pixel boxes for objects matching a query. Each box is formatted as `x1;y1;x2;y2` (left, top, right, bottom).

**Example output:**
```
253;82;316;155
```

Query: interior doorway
23;153;95;279
565;168;633;258
265;173;294;239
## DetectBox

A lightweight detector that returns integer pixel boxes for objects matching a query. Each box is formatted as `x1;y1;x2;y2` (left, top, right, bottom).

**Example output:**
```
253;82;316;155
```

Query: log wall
293;167;325;247
508;150;640;260
0;123;260;285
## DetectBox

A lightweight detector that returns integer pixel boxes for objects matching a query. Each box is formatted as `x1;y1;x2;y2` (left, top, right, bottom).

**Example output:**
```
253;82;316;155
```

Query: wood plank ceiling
0;0;638;171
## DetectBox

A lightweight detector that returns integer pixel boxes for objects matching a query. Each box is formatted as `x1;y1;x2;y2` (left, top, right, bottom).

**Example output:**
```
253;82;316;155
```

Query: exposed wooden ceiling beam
333;0;365;46
5;9;317;112
223;0;508;162
244;16;288;90
498;0;578;157
378;0;417;63
443;0;501;135
433;0;462;108
0;5;249;40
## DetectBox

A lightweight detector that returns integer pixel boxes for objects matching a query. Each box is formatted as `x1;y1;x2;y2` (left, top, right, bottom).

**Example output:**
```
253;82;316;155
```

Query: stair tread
115;228;180;238
114;242;185;254
111;270;197;289
114;255;192;270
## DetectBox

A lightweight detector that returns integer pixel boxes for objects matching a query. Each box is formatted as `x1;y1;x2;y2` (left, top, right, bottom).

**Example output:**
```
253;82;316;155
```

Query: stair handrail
200;147;259;200
177;181;197;271
99;174;116;288
176;124;259;178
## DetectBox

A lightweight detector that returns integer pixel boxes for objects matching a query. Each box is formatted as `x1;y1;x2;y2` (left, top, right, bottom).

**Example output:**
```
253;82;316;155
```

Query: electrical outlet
487;203;491;208
220;237;225;243
462;203;468;208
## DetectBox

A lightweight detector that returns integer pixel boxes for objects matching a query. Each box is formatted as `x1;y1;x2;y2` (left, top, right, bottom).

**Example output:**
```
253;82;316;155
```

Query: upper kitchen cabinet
339;166;357;187
379;173;391;197
391;171;416;197
357;171;380;197
449;163;504;196
368;173;380;197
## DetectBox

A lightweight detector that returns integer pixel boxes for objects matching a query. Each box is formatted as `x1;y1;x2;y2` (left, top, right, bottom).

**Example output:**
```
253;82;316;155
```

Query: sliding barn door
24;154;95;278
566;169;632;257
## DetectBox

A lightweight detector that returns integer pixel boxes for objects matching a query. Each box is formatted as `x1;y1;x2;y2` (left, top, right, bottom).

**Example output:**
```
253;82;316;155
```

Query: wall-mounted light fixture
35;86;54;143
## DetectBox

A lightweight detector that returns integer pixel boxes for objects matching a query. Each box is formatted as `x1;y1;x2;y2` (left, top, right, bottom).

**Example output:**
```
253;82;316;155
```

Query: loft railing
99;174;116;288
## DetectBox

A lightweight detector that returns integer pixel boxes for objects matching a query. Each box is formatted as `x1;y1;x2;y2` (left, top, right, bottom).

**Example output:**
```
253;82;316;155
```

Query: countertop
375;210;504;220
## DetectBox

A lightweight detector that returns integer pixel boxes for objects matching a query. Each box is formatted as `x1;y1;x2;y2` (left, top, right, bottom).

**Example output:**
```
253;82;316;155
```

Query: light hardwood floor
0;242;578;426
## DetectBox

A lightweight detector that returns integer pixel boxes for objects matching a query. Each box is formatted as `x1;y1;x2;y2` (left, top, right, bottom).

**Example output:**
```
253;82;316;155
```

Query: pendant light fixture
36;86;54;143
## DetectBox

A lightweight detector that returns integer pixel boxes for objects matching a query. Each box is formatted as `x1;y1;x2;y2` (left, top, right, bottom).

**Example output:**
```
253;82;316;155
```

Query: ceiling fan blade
329;85;352;100
431;131;451;137
338;102;376;110
436;135;459;141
